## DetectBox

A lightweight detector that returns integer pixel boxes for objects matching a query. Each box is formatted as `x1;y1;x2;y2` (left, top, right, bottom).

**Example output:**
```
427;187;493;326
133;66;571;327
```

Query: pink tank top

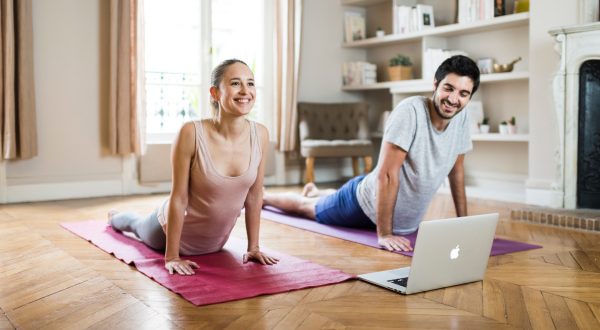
157;120;261;255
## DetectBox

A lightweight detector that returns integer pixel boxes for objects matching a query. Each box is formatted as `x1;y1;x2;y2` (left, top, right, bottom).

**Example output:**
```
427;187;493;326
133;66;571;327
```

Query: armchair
298;102;374;183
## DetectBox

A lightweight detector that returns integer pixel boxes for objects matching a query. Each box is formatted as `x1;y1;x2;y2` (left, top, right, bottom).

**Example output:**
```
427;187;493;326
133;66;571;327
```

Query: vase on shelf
507;116;517;134
388;54;413;81
499;122;509;134
388;65;413;81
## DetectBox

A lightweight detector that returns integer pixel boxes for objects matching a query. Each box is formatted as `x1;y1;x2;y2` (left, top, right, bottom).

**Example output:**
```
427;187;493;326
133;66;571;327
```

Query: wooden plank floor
1;188;599;329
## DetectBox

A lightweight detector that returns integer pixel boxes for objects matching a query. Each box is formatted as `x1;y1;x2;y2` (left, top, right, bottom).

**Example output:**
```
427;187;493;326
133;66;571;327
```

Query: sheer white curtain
1;0;37;160
108;0;145;155
274;0;302;152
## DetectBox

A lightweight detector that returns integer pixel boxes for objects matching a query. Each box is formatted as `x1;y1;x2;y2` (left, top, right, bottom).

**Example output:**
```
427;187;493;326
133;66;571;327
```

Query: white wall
5;0;119;199
298;0;365;103
2;0;168;203
26;0;120;178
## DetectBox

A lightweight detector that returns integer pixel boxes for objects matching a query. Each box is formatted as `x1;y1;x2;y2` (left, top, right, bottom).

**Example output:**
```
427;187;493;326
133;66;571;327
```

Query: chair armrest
357;115;370;140
298;117;310;141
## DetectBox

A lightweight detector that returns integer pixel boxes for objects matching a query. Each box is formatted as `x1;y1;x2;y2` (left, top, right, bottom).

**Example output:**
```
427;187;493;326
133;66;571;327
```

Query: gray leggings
110;209;166;250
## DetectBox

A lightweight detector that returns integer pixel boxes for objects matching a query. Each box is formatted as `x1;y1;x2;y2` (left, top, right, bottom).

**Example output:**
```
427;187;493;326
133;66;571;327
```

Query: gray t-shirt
356;96;472;234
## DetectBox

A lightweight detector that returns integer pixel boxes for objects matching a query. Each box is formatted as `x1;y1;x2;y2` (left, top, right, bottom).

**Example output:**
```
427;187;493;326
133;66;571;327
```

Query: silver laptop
358;213;499;294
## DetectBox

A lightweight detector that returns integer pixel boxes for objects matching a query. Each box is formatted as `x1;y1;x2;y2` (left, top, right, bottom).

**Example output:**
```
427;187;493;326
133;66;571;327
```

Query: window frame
144;0;274;144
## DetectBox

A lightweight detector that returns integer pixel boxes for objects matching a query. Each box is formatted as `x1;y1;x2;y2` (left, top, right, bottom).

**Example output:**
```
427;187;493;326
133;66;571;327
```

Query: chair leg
352;157;360;177
305;157;315;183
363;156;373;174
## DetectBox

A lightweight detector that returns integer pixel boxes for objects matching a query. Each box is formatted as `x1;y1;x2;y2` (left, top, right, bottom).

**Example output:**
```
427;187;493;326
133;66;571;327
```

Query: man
263;55;480;252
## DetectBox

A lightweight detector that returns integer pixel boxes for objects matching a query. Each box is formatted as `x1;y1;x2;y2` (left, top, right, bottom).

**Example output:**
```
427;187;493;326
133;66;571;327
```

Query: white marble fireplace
549;22;600;208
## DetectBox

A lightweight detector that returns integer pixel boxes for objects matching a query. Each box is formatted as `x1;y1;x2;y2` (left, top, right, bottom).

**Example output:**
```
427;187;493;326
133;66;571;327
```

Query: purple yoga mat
61;220;353;306
261;206;542;256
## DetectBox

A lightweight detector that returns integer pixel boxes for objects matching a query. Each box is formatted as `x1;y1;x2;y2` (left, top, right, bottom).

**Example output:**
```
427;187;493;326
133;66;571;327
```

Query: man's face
432;73;474;120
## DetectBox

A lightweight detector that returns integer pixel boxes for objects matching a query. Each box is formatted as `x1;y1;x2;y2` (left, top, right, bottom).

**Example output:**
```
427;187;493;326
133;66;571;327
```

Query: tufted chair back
296;102;374;183
298;102;370;141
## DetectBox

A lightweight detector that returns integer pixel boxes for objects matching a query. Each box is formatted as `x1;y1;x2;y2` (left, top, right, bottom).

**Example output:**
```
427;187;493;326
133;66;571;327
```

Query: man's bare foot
301;182;320;198
107;209;118;225
262;187;273;205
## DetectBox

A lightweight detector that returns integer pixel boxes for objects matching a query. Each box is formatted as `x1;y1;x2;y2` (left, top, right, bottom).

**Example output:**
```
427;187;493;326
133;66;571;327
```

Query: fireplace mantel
549;22;600;208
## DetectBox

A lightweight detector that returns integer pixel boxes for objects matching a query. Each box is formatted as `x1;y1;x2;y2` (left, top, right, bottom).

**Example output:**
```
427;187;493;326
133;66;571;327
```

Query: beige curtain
108;0;145;156
274;0;302;152
0;0;37;160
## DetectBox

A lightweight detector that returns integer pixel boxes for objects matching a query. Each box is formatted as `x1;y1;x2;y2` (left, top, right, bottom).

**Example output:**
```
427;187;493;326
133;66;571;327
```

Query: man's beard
433;95;463;120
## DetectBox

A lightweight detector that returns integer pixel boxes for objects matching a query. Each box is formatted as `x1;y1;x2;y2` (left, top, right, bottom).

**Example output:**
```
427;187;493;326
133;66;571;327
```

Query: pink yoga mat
61;221;353;306
261;206;542;256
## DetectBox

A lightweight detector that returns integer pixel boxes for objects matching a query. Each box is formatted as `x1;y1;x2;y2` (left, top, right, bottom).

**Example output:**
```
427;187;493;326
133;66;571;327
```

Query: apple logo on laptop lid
450;245;460;260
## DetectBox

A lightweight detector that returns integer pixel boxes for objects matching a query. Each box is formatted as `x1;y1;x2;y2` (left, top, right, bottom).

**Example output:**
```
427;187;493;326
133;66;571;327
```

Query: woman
110;59;278;275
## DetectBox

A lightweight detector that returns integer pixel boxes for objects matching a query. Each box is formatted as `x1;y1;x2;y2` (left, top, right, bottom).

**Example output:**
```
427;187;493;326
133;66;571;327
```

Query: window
144;0;273;143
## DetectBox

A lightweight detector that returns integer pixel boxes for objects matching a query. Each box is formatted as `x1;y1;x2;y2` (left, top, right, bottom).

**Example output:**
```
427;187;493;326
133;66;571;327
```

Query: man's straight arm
375;142;412;251
448;154;468;217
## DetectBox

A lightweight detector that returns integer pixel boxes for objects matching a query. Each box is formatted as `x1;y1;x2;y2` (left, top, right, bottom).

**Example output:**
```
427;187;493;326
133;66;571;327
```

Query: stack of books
342;62;377;86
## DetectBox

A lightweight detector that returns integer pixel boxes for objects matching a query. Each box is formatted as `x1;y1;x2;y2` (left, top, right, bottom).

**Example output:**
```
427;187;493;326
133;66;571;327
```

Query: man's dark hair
434;55;480;95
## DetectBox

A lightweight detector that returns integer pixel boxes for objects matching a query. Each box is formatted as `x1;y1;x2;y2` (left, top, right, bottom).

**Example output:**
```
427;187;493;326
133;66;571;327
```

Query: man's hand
378;235;413;252
243;250;279;265
165;258;199;275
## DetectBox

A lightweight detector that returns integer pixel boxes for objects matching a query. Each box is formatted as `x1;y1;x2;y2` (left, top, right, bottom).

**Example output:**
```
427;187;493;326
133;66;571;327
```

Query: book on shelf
342;62;377;86
393;4;412;34
393;1;436;35
458;0;495;24
344;11;366;43
465;101;484;134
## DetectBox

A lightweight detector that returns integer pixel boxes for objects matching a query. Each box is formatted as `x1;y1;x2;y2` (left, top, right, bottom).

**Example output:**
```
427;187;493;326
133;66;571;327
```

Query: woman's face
212;62;256;117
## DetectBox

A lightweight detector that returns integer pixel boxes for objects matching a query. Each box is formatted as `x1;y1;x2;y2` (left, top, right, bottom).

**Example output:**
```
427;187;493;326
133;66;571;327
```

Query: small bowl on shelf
493;57;522;73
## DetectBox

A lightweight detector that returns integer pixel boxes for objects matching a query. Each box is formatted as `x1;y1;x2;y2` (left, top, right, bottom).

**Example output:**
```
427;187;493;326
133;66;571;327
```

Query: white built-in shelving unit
341;0;530;201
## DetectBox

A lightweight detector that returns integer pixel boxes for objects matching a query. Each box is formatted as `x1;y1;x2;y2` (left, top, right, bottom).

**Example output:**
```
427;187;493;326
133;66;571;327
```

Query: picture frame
494;0;506;17
344;11;366;43
477;58;494;74
415;4;435;30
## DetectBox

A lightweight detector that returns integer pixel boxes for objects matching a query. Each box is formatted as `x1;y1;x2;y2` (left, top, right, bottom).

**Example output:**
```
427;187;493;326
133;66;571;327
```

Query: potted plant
388;54;413;81
508;116;517;134
479;117;490;134
499;120;509;134
375;26;385;38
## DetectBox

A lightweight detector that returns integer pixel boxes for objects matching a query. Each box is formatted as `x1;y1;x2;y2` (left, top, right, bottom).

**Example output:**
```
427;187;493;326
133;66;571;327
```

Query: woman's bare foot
301;182;319;198
107;209;118;225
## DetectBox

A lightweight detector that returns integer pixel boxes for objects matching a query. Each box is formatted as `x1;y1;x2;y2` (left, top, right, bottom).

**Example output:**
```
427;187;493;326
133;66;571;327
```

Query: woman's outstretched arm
243;123;278;265
165;122;199;275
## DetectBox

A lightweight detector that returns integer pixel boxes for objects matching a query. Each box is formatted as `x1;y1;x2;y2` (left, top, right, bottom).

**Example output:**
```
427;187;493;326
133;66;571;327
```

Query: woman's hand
378;235;413;252
165;258;199;275
243;250;279;265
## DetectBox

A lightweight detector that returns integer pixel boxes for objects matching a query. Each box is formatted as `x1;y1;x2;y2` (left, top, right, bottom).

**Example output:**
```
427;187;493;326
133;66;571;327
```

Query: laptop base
357;267;410;294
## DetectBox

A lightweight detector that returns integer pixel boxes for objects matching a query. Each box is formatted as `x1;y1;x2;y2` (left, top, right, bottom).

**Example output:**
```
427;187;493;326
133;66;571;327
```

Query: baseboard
0;161;6;203
6;180;124;203
437;184;527;204
525;188;564;208
5;180;170;204
436;171;528;203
